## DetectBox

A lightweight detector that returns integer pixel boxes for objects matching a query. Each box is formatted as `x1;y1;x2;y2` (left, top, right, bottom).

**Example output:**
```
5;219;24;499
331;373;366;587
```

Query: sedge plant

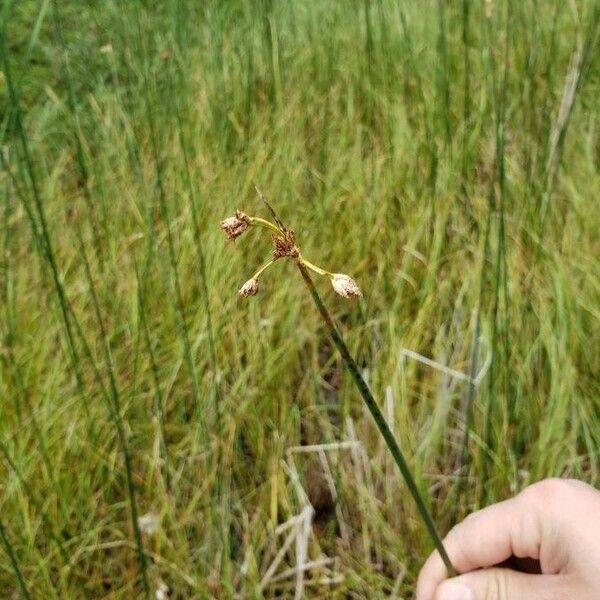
221;188;456;577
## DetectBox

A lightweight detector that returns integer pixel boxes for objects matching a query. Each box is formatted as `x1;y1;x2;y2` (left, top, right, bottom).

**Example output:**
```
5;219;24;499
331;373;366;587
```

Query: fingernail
439;581;475;600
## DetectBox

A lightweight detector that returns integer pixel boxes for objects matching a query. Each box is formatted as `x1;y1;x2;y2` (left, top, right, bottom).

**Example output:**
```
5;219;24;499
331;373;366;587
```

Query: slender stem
296;263;457;577
252;258;277;280
299;255;332;277
0;519;32;600
250;216;283;236
77;229;150;598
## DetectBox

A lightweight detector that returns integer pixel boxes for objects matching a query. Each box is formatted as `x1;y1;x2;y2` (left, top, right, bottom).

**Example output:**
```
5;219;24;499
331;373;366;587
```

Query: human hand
416;478;600;600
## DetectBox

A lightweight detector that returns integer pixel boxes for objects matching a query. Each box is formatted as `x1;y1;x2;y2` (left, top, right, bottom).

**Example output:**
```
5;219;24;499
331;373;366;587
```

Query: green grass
1;0;599;597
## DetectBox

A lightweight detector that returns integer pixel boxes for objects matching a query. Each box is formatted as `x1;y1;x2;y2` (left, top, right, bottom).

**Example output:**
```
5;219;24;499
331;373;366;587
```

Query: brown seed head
272;230;299;260
238;278;259;297
220;210;251;241
331;273;362;298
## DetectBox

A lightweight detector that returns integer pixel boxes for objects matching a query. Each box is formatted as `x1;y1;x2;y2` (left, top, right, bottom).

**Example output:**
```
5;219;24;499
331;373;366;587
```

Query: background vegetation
1;0;599;597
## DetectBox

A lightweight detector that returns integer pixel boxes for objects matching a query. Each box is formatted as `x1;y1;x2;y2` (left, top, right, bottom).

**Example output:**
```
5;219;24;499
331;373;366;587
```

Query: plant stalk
250;216;283;235
296;262;456;576
0;519;31;600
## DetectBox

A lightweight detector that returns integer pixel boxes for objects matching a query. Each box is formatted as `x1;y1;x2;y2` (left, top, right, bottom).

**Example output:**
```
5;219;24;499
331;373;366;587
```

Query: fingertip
416;549;450;600
435;580;475;600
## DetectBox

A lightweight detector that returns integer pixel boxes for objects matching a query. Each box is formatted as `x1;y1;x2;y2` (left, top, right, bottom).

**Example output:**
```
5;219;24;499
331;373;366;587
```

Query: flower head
220;210;251;241
238;278;259;297
272;230;299;260
331;273;362;298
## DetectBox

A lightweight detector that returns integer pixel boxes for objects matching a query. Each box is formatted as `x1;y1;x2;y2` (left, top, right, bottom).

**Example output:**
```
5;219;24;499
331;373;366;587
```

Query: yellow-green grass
1;0;599;597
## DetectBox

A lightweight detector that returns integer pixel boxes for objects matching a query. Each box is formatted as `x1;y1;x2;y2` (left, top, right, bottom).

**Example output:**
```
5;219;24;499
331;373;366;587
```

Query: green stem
249;216;283;236
299;255;332;277
0;519;31;600
297;263;457;577
252;259;277;280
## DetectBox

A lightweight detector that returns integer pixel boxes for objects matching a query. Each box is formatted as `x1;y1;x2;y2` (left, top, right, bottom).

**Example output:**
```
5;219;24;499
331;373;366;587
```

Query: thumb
434;569;568;600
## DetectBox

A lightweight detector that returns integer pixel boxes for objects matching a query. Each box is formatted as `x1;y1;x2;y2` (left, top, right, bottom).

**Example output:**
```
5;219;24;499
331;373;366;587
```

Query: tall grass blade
76;227;151;598
0;519;31;600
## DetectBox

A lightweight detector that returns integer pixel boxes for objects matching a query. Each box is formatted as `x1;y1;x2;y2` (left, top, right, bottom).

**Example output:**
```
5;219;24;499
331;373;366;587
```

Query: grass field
1;0;599;597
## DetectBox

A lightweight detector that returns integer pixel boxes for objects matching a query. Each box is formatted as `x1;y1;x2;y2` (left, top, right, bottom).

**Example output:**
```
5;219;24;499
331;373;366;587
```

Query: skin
416;478;600;600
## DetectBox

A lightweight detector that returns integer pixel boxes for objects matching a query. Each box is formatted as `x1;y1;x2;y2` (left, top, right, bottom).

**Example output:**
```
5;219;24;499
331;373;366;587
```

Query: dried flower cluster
220;190;362;300
272;230;299;260
331;273;362;298
220;210;251;241
238;278;259;297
